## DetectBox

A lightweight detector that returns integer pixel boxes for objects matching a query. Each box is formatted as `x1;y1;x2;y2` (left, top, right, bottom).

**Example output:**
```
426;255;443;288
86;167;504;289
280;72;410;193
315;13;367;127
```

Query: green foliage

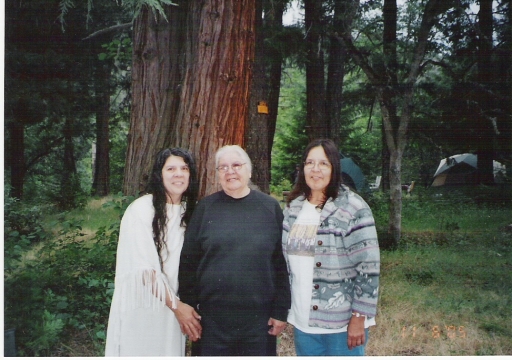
121;0;178;20
110;120;130;194
58;0;77;31
98;38;133;68
4;188;51;274
270;178;294;199
271;67;309;187
3;195;136;356
26;309;65;356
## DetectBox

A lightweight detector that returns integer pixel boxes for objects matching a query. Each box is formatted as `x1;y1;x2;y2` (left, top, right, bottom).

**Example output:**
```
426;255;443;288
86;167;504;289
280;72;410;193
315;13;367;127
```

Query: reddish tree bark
123;3;187;196
171;0;256;198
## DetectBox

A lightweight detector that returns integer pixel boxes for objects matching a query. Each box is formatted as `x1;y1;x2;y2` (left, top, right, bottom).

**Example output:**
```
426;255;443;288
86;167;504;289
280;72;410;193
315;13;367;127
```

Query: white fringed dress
105;194;186;356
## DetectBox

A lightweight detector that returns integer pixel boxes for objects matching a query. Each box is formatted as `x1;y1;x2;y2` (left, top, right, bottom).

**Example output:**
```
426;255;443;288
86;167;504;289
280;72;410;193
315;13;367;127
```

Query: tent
340;157;366;192
431;153;506;186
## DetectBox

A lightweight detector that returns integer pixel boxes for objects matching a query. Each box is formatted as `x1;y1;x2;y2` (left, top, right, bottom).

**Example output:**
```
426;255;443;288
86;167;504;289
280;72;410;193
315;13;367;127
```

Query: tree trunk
326;0;359;149
336;0;453;247
264;0;286;169
7;121;25;199
171;0;256;198
380;121;390;190
60;117;79;209
123;3;187;196
476;0;495;185
245;0;285;193
381;0;399;192
246;0;270;193
305;0;327;140
92;63;111;197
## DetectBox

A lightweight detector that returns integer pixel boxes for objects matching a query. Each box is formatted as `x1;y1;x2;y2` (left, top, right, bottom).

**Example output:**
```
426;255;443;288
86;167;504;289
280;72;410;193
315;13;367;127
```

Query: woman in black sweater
177;145;291;356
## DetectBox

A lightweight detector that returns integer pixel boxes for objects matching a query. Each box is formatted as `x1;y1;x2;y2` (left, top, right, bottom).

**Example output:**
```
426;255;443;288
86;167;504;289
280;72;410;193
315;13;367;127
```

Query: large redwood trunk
123;3;187;196
171;0;256;198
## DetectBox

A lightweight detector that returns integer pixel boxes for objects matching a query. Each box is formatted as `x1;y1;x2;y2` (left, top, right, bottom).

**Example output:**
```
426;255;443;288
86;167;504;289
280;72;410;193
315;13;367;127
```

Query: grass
5;185;512;356
276;185;512;356
41;195;122;238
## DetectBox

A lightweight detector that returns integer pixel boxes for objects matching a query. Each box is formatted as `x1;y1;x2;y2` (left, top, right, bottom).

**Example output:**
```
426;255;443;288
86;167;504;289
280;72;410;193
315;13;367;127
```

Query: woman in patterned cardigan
282;139;380;356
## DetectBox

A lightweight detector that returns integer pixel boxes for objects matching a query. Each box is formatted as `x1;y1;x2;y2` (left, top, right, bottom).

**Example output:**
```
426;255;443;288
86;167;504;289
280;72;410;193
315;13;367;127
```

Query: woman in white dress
105;148;202;356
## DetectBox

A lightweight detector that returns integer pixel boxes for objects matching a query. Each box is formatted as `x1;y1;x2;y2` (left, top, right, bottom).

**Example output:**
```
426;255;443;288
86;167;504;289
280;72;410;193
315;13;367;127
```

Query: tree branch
407;0;456;84
82;23;133;41
26;137;65;171
330;31;381;84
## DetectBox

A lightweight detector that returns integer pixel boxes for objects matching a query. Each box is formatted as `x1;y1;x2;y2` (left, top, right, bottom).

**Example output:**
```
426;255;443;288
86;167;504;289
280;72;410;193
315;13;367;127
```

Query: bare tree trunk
305;0;327;140
60;116;80;209
7;121;25;199
380;0;399;192
172;0;256;198
265;0;286;168
123;3;187;196
476;0;495;185
380;122;390;191
326;0;359;149
245;0;285;193
92;64;111;197
246;0;270;193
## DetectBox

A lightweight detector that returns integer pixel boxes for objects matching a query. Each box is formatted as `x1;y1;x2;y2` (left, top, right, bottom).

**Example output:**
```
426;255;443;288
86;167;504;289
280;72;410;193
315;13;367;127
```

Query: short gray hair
215;145;252;173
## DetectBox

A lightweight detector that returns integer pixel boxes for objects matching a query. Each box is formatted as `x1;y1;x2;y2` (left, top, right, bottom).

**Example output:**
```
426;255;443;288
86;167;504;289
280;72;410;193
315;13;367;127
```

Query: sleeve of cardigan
270;203;291;321
113;198;178;312
342;197;380;318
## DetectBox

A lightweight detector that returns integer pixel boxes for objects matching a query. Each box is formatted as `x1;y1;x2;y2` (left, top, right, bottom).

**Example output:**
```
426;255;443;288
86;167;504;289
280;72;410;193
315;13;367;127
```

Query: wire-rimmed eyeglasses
304;160;331;170
216;163;246;173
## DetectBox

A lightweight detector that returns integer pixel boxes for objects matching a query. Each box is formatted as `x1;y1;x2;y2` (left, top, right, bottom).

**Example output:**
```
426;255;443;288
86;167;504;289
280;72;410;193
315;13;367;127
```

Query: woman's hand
267;318;287;336
172;300;202;342
347;314;365;350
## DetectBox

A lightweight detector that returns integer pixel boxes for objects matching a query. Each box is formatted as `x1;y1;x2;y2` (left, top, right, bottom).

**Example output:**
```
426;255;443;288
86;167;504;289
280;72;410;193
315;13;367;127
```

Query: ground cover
4;186;511;356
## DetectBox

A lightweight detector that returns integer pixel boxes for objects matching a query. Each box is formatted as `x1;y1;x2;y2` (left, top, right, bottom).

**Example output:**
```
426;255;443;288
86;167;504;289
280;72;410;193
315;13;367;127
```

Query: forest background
3;0;512;356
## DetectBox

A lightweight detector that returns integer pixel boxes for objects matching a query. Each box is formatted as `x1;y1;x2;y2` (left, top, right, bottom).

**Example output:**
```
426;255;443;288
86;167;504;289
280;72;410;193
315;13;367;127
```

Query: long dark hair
287;139;342;207
145;148;198;271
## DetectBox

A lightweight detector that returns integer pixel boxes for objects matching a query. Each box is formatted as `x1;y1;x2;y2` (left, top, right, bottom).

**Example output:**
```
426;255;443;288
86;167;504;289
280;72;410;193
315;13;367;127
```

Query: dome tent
340;155;367;192
431;153;506;186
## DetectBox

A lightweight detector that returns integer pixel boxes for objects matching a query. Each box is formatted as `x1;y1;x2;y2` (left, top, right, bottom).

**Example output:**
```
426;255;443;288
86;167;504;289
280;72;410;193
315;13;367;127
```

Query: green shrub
3;194;134;356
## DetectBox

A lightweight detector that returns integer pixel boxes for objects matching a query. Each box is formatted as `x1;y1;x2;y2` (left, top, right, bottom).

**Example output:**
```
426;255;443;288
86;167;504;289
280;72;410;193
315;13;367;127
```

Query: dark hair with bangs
287;139;342;208
145;148;198;271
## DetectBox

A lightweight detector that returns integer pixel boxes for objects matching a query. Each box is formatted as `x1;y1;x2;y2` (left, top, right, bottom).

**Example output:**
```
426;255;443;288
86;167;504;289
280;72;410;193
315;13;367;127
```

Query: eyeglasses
216;163;246;173
304;160;331;170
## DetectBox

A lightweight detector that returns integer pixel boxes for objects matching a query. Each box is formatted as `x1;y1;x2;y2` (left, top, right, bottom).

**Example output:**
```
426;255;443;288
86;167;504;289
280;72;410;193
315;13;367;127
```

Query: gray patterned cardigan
282;185;380;329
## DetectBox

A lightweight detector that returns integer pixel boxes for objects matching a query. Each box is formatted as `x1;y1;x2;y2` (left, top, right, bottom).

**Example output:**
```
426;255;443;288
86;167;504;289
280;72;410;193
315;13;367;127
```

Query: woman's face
304;146;332;194
162;155;190;203
217;151;251;197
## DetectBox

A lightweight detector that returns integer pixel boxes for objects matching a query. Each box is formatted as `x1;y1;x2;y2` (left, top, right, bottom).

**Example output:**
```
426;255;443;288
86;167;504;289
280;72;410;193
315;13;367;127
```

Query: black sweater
178;190;291;321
